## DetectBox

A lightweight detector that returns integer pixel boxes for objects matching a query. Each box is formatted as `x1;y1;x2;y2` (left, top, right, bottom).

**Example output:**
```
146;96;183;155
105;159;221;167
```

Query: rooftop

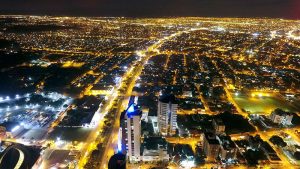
159;94;178;104
91;84;114;91
204;132;219;145
122;103;142;119
272;108;294;116
217;135;236;150
143;136;167;150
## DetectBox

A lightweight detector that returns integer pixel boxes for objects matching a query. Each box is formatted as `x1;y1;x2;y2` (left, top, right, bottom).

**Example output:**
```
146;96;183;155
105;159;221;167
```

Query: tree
269;135;287;147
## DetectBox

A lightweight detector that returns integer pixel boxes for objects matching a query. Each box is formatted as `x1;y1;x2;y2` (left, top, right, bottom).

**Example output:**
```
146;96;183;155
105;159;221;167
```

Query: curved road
0;146;25;169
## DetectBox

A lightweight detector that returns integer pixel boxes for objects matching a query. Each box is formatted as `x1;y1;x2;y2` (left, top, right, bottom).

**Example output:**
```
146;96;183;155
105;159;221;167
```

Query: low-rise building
0;126;6;141
212;118;225;135
89;84;114;96
246;134;263;149
270;108;293;125
260;141;280;162
217;135;238;161
0;122;24;139
142;136;169;162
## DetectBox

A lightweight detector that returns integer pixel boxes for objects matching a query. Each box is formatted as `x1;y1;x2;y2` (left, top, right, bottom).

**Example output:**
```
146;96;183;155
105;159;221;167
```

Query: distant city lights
15;94;20;99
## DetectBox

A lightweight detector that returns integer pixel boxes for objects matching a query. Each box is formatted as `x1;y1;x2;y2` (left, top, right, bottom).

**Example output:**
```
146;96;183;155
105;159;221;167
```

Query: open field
233;93;299;114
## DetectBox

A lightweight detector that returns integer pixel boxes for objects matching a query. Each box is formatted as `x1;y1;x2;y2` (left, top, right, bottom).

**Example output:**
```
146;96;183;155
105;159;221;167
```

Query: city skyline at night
0;0;300;19
0;1;299;169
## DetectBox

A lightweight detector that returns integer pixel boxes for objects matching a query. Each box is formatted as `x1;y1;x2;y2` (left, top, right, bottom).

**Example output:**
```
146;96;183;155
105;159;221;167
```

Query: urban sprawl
0;16;299;169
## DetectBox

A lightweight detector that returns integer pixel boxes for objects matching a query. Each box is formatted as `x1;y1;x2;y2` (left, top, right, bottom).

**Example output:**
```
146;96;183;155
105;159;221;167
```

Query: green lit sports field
232;93;299;114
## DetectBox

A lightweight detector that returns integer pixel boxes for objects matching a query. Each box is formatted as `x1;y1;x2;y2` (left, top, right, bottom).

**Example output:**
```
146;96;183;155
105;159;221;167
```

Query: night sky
0;0;299;19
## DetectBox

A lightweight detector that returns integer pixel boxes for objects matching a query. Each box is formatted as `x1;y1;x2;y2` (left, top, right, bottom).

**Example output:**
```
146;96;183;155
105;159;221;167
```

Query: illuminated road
76;90;119;168
97;28;201;169
78;51;143;168
223;86;249;118
0;147;25;169
98;98;128;169
214;58;299;167
230;130;299;168
14;148;25;169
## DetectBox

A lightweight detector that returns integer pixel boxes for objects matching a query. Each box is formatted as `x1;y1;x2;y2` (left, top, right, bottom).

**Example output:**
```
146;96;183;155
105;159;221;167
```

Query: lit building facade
157;94;178;136
202;132;220;162
119;101;142;163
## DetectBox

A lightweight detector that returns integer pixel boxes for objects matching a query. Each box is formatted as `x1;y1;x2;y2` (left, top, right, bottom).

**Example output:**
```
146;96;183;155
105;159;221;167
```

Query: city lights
0;15;299;169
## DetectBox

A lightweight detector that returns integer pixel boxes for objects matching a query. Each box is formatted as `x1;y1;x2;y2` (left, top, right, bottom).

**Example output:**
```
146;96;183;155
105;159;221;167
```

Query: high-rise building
119;101;142;163
157;94;178;136
202;132;220;162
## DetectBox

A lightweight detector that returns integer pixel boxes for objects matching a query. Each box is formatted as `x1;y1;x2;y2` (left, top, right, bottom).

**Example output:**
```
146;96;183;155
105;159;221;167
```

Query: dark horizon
0;0;299;19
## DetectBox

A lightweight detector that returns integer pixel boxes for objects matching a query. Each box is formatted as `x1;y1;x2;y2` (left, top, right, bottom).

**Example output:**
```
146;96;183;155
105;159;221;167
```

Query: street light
15;94;20;99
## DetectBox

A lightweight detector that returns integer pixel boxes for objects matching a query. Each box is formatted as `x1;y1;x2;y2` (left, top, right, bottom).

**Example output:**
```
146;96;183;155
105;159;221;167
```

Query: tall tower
157;94;178;136
119;101;142;163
